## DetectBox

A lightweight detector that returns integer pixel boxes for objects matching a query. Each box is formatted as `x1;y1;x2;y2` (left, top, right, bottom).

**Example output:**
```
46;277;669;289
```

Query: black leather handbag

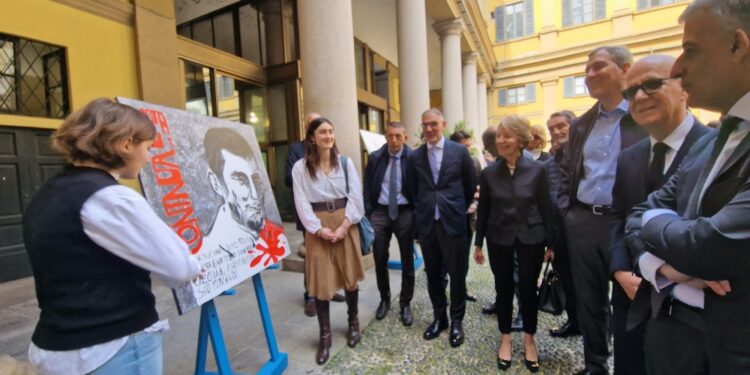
538;260;565;315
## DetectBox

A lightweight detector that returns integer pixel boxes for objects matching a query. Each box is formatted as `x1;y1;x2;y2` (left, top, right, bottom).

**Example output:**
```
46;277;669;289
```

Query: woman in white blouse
23;98;202;375
291;117;366;365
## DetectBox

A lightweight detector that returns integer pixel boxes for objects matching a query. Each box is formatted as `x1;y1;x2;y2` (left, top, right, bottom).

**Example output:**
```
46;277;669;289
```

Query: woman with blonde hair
527;123;551;161
473;115;556;373
24;98;202;374
291;117;366;365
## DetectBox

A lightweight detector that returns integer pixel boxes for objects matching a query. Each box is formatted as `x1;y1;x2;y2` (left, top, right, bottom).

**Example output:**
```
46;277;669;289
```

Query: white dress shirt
292;156;365;234
649;112;695;173
29;184;202;375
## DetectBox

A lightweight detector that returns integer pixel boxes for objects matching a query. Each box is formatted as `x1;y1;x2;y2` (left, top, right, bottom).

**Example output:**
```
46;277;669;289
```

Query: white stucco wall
351;0;399;65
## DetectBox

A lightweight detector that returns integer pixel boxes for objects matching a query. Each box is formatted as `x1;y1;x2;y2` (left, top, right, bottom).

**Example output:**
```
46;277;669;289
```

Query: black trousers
612;287;646;375
421;220;468;322
552;229;577;321
370;205;415;305
488;240;544;334
644;307;707;375
564;206;616;374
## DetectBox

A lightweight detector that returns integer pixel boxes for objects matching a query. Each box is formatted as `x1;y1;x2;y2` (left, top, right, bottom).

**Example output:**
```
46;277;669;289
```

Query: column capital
462;52;479;65
478;73;490;84
433;18;463;37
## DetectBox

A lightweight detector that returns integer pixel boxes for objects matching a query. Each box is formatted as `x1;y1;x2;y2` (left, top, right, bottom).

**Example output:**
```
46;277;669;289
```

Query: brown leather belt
311;197;347;212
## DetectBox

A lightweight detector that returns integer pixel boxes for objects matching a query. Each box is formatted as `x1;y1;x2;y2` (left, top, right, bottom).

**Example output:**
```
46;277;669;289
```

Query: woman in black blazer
474;116;556;373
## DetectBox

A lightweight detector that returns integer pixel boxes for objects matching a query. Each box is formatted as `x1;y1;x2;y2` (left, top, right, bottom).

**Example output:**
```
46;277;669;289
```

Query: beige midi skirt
305;208;365;300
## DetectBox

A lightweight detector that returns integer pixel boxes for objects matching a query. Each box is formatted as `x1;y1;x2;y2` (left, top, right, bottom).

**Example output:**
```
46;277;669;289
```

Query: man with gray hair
407;108;476;348
626;1;750;373
558;45;647;375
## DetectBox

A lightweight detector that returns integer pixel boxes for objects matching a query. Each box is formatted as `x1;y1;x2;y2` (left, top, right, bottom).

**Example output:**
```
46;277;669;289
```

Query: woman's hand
473;246;485;265
544;248;554;262
331;225;348;243
318;228;335;241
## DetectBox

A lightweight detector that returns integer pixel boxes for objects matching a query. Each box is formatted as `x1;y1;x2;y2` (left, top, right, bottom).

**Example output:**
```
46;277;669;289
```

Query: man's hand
704;280;732;296
614;271;642;300
473;246;485;265
544;248;554;262
657;264;693;283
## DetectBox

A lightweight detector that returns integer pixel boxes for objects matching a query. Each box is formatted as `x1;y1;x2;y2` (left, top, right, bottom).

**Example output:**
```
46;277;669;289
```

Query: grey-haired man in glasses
610;54;711;375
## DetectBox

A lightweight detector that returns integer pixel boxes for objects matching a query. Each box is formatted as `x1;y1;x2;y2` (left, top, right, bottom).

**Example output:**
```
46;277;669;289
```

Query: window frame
493;0;535;43
498;83;537;106
562;0;606;28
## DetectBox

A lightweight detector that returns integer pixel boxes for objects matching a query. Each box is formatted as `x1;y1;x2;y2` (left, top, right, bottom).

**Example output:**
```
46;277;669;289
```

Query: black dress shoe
549;320;581;337
375;299;390;320
496;356;511;371
481;302;497;315
423;319;448;340
449;321;464;347
400;305;413;326
511;315;523;332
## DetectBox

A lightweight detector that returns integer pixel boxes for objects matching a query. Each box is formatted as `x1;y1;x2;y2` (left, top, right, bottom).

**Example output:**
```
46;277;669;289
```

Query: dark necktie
647;142;669;192
388;155;399;221
687;116;742;216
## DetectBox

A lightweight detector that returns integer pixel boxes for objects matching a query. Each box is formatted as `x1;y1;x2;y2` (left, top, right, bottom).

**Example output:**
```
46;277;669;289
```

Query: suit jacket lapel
715;130;750;179
666;122;704;177
436;141;450;186
634;141;650;196
419;145;435;188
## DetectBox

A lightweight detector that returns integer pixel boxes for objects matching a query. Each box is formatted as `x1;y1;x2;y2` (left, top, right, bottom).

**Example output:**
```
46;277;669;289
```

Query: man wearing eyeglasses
406;108;476;348
626;1;750;373
557;46;647;375
610;54;711;375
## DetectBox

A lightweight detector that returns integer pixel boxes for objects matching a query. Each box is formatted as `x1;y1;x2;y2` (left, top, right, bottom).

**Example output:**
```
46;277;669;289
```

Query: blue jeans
90;331;163;375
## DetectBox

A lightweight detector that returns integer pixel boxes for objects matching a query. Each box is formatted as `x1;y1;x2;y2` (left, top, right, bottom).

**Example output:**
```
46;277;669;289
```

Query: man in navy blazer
626;3;750;373
609;55;711;375
363;122;415;326
406;108;476;347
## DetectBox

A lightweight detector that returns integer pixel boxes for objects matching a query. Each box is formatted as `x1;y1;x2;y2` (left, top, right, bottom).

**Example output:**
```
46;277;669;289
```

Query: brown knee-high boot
315;299;331;365
345;289;360;348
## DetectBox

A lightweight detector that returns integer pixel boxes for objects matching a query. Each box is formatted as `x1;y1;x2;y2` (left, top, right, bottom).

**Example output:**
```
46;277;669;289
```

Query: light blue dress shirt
576;100;628;206
377;148;408;206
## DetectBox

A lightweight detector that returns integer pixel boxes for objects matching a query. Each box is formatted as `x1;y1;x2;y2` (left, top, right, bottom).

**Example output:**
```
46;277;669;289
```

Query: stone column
261;0;284;66
396;0;430;140
298;0;362;172
477;73;489;132
462;52;479;137
433;18;464;129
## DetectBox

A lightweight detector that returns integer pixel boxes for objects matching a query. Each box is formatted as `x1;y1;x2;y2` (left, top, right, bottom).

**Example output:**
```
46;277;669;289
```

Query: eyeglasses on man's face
420;121;440;129
622;77;679;101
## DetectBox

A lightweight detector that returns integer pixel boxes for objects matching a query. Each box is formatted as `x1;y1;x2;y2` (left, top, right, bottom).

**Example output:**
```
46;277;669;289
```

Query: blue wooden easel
194;272;288;375
387;244;424;271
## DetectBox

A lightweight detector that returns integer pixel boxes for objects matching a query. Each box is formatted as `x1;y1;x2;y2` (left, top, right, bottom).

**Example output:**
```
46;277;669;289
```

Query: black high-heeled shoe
497;356;511;371
523;353;539;373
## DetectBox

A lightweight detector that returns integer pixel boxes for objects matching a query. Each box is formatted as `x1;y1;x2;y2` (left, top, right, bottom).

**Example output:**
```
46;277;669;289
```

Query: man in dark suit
626;3;750;373
610;54;711;375
363;122;415;326
544;110;580;338
557;46;648;375
406;108;476;347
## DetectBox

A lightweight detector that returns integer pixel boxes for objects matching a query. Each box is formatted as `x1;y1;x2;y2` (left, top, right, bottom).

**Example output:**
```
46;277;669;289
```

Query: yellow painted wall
0;0;140;129
487;0;717;128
